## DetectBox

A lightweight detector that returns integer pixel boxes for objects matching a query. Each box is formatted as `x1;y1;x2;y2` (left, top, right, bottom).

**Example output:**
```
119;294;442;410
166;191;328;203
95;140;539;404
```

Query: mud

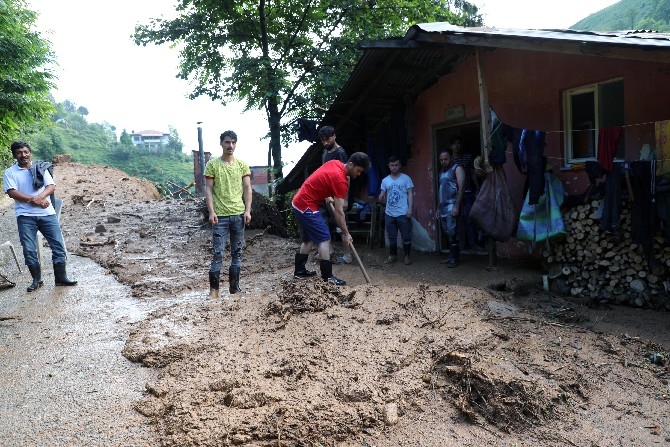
0;162;669;446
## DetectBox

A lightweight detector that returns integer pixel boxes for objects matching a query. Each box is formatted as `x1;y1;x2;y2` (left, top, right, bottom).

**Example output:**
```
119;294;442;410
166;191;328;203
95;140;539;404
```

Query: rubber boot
403;243;412;265
294;253;316;278
319;260;346;286
27;264;43;292
229;266;241;294
209;271;220;299
54;262;77;286
384;245;398;264
447;242;460;268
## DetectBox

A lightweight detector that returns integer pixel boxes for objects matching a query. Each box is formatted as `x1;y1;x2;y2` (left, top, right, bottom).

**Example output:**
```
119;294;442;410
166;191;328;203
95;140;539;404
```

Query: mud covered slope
122;276;670;447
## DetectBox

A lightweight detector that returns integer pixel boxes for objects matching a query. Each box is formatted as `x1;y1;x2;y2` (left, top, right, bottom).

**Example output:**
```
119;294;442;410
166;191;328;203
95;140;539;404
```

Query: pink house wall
405;48;670;259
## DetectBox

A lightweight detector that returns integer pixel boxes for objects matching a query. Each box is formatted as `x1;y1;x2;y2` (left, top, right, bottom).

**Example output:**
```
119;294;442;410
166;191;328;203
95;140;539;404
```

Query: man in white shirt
3;141;77;292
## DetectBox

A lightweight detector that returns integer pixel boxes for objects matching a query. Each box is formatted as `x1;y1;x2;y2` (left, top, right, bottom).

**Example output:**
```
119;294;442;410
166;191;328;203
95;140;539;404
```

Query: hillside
572;0;670;32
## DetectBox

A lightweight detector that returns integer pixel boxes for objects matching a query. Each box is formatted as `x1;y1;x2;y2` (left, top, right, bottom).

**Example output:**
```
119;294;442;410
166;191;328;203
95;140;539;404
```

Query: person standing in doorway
204;130;253;298
437;148;465;268
292;152;370;286
320;125;348;165
450;134;482;251
3;141;77;292
379;155;414;265
318;125;353;265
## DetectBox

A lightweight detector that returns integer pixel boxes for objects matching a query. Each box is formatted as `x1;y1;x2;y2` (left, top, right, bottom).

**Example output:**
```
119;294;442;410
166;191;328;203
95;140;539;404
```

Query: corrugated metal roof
414;23;670;47
277;24;670;194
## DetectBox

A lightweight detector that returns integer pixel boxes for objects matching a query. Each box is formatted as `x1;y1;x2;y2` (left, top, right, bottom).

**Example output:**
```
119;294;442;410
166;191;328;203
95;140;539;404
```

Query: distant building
130;130;170;148
250;166;270;195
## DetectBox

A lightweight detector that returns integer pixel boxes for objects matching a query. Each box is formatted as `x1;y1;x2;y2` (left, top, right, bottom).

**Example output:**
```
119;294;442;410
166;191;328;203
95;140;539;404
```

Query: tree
166;125;184;153
134;0;482;179
0;0;55;167
32;125;65;162
119;129;133;147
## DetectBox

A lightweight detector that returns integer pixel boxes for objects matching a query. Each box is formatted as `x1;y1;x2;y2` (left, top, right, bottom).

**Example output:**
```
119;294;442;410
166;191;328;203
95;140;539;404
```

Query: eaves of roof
277;24;670;195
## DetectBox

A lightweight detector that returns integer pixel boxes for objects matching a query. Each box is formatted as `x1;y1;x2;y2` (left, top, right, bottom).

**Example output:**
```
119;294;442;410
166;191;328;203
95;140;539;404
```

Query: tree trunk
267;98;283;180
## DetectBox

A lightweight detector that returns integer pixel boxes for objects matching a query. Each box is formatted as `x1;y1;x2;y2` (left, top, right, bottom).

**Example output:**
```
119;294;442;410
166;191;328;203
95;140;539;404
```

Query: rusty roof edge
414;23;670;46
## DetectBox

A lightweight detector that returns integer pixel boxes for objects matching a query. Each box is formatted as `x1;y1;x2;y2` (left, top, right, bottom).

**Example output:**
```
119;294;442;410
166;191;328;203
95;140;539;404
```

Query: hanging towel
597;127;623;174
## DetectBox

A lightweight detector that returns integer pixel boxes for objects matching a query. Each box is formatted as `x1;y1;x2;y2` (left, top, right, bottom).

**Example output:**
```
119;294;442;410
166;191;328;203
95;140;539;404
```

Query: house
250;166;271;195
279;24;670;261
130;130;170;148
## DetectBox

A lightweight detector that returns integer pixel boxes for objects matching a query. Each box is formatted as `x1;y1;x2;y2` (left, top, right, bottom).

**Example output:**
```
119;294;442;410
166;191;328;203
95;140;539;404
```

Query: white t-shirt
380;173;414;217
3;164;55;217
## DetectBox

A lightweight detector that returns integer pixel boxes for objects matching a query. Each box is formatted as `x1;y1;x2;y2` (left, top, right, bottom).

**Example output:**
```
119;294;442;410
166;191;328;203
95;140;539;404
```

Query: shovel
328;202;371;284
349;241;371;284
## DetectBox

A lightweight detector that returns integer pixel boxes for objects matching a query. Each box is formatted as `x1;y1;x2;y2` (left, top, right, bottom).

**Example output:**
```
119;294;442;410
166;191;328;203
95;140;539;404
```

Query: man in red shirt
292;152;370;285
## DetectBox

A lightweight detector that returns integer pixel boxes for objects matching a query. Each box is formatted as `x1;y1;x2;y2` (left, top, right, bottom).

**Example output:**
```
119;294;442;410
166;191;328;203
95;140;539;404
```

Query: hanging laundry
600;162;623;232
295;118;318;143
597;127;623;174
489;108;511;165
516;172;566;245
655;120;670;176
629;160;657;268
524;130;547;205
512;128;528;174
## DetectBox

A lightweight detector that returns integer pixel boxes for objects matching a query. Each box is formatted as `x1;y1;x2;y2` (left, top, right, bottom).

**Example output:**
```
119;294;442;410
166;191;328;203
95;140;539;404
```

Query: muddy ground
1;161;669;446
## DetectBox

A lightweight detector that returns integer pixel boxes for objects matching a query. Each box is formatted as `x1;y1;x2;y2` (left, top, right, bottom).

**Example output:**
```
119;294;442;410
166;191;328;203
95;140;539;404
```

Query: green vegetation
133;0;483;179
572;0;670;32
21;99;194;194
0;0;55;167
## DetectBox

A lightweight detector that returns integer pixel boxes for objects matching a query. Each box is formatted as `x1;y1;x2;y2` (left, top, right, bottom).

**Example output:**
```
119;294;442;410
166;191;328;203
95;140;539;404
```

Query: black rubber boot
209;271;220;298
294;253;316;278
209;271;220;290
384;245;398;264
229;266;241;294
27;264;43;292
54;262;77;286
403;243;412;265
447;242;460;268
320;260;346;286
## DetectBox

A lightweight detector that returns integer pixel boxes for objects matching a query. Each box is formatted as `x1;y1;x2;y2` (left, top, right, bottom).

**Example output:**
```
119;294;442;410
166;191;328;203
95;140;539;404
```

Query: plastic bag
470;167;519;242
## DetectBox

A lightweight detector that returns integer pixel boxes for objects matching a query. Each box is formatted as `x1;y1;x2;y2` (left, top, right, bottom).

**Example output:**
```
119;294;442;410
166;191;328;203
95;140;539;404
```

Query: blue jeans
440;203;458;237
17;214;67;266
209;215;244;273
384;215;412;249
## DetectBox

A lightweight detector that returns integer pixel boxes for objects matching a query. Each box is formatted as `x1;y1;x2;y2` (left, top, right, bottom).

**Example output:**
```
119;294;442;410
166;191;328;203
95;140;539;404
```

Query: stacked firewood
543;200;670;309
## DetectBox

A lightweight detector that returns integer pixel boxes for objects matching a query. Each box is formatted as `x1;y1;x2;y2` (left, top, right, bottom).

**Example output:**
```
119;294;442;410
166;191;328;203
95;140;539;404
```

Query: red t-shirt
292;160;348;212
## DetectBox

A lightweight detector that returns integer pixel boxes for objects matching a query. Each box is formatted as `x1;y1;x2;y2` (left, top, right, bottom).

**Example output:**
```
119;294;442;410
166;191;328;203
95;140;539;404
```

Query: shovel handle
349;241;371;284
327;201;371;284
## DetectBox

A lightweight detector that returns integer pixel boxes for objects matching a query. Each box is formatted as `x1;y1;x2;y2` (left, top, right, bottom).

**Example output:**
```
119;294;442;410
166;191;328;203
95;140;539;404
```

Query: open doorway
433;120;481;252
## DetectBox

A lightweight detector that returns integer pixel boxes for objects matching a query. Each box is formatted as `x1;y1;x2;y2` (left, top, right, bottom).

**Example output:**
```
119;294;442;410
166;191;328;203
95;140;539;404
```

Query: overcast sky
27;0;618;169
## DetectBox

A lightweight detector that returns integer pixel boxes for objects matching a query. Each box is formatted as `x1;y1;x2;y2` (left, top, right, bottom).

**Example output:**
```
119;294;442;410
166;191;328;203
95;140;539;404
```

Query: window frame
563;78;624;164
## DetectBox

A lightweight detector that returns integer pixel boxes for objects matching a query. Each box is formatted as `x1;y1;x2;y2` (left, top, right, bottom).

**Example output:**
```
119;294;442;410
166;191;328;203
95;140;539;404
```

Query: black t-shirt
322;146;348;164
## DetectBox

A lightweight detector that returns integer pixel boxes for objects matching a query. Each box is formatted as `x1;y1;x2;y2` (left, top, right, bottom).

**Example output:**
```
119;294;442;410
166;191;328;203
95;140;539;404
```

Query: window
563;79;624;163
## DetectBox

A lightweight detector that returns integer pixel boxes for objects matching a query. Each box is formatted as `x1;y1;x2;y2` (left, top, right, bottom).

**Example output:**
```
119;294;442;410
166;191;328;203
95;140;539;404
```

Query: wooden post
476;47;496;267
476;48;491;163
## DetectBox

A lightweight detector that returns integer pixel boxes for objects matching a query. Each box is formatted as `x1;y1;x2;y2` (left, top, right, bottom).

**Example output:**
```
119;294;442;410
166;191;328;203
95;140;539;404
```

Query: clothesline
545;119;660;134
489;112;660;139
